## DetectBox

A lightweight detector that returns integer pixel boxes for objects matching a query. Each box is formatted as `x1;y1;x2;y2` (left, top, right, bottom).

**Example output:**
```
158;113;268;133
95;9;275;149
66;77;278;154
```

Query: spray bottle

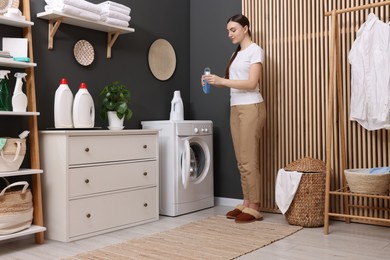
0;70;11;111
12;72;28;112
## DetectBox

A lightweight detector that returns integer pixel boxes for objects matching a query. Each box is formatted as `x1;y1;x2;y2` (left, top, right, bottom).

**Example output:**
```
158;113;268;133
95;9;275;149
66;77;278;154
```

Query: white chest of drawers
39;130;159;242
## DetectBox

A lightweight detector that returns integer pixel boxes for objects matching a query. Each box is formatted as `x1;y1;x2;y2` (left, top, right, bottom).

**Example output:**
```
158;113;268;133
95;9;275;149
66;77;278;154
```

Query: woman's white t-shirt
229;43;264;106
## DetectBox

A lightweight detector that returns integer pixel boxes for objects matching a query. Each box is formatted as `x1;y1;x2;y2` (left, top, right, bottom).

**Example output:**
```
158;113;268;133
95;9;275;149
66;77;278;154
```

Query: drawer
69;134;157;165
69;161;158;197
69;187;157;238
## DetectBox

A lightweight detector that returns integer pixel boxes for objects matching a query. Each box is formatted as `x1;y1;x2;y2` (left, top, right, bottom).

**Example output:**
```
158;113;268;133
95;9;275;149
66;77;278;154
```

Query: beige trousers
230;102;266;203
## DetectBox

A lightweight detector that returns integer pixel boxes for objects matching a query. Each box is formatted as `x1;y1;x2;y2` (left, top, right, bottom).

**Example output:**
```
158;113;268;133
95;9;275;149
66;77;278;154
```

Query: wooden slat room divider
243;0;390;220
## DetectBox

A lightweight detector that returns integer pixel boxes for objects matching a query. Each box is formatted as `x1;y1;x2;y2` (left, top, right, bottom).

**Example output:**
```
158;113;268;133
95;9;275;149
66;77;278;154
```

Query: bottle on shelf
0;70;11;111
54;78;74;128
12;72;28;112
73;82;95;128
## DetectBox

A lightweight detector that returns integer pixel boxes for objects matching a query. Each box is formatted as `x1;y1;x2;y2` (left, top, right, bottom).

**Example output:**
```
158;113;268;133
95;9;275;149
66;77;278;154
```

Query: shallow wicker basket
284;157;326;227
345;169;390;195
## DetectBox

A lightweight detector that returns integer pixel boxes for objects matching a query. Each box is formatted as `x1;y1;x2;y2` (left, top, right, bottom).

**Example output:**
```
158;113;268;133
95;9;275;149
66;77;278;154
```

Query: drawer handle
144;203;148;207
143;172;148;176
143;144;147;149
85;179;90;184
86;213;91;218
85;147;90;152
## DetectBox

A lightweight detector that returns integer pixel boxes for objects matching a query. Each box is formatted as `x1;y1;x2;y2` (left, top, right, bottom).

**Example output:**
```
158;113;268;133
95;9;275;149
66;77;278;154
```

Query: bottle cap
60;78;68;84
79;82;87;89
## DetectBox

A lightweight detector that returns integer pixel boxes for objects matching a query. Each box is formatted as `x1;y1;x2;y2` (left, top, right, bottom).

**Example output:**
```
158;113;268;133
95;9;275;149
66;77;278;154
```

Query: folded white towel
45;4;100;21
98;1;130;16
275;169;303;214
45;0;102;15
104;17;129;28
101;10;130;22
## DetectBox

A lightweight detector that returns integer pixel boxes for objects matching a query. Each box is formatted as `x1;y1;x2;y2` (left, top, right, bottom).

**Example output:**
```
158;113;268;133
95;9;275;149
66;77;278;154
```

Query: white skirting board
214;197;242;207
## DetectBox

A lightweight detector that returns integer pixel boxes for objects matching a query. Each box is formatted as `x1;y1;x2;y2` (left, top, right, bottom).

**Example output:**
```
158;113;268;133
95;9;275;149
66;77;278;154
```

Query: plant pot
107;111;124;130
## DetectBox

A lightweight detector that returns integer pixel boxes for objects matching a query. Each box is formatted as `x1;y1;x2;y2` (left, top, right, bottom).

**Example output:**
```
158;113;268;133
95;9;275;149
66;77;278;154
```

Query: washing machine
141;120;214;216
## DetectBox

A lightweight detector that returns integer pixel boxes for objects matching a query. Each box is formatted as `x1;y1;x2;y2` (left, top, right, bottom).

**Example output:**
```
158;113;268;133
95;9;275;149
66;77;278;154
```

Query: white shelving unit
0;0;46;244
0;15;33;28
0;111;39;116
37;10;135;58
0;225;46;242
0;169;43;178
0;57;36;68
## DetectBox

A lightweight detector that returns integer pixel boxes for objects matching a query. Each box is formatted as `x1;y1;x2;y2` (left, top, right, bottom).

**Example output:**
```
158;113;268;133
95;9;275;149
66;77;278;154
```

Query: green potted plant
99;81;133;130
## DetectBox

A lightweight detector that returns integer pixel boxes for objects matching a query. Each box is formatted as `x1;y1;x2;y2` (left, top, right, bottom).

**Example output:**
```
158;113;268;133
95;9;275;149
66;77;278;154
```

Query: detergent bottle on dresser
12;72;28;112
54;78;74;128
73;82;95;128
0;70;11;111
169;90;184;121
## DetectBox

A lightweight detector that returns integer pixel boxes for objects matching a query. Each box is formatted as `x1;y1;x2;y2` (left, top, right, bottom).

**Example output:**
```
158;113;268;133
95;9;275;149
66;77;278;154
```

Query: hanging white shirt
348;13;390;130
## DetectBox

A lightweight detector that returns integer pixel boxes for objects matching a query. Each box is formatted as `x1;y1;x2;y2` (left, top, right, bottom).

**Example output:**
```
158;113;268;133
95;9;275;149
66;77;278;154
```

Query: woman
202;14;266;223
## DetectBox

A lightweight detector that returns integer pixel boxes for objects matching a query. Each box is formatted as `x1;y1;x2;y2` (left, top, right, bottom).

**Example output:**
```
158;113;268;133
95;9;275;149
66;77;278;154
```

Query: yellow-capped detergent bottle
73;82;95;128
54;78;74;128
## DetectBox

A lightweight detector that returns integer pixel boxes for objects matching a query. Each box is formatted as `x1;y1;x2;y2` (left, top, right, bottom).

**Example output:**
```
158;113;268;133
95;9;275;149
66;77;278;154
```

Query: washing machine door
181;137;210;190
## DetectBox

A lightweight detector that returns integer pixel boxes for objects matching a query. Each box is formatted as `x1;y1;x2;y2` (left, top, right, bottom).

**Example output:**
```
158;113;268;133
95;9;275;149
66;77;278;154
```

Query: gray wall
1;0;242;200
28;0;190;129
190;0;242;199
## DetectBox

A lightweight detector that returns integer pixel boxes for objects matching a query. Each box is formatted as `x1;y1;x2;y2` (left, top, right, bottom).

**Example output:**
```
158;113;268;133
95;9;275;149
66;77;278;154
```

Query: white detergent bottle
169;90;184;121
54;78;74;128
73;82;95;128
12;72;28;112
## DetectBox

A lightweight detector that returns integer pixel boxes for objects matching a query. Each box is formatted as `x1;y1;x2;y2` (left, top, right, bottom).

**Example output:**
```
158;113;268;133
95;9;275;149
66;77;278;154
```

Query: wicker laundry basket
284;157;326;227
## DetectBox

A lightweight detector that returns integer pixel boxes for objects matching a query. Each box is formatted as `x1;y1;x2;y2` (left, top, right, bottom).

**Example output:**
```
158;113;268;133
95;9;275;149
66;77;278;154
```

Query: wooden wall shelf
37;10;135;58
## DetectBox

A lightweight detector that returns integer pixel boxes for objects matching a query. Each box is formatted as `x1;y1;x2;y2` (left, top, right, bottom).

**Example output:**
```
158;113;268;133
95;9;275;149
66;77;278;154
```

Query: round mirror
148;39;176;81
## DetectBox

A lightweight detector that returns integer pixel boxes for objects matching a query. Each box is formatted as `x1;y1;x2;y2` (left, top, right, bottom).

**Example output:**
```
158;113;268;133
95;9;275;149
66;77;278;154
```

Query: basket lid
284;157;326;173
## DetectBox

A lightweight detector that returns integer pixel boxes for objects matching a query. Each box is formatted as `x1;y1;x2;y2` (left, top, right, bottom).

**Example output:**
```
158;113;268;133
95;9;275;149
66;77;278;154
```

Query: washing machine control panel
176;121;213;136
193;124;212;135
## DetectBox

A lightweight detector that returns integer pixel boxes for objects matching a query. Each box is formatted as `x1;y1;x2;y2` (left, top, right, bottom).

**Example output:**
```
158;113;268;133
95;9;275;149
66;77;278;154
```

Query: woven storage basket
345;169;390;195
284;157;326;227
0;181;33;235
0;0;19;15
0;138;26;172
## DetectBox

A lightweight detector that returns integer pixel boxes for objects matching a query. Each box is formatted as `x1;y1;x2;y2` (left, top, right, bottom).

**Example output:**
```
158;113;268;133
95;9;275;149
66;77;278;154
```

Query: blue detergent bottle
0;70;11;111
203;67;211;94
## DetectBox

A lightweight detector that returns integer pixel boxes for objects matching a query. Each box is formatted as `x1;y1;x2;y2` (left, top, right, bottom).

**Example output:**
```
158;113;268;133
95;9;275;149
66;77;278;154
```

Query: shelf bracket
48;18;63;50
107;30;122;59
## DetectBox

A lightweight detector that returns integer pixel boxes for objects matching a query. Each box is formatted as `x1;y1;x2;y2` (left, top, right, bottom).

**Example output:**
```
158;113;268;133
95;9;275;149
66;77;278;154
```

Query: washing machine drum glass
189;143;205;180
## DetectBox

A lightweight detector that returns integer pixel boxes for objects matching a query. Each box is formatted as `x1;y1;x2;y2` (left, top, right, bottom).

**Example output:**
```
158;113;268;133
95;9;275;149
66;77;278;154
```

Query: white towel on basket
275;169;303;214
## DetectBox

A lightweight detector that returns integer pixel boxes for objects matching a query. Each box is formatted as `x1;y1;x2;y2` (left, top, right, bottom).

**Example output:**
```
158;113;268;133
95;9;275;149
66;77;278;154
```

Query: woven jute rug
66;215;302;260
